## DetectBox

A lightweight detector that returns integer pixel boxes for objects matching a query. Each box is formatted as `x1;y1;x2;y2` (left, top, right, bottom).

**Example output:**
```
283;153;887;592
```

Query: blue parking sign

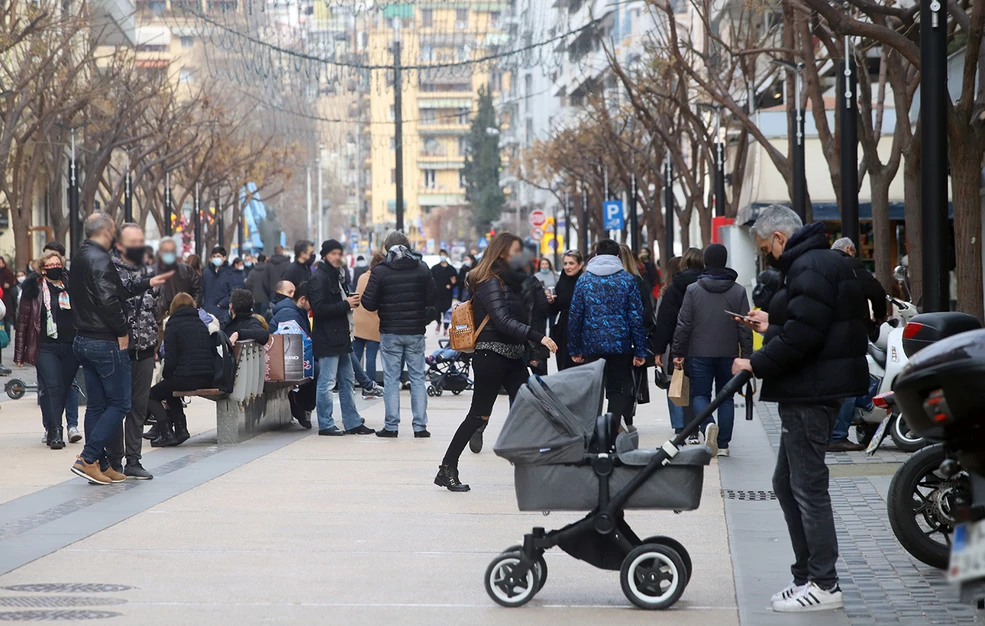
603;200;624;230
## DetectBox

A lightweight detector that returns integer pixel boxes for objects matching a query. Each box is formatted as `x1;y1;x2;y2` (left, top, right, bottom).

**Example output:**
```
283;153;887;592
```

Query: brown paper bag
265;335;286;381
669;365;690;407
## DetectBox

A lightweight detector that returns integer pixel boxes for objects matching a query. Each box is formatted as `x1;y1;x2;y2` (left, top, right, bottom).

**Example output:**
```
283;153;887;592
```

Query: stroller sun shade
493;360;605;466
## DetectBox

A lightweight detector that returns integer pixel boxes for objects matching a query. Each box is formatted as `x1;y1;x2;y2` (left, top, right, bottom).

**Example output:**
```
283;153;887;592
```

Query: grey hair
382;230;410;251
158;235;180;250
750;204;803;239
120;222;142;235
831;237;855;253
84;212;115;238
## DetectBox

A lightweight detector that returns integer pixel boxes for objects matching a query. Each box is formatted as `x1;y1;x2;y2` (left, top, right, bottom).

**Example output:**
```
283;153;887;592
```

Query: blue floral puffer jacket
567;255;647;359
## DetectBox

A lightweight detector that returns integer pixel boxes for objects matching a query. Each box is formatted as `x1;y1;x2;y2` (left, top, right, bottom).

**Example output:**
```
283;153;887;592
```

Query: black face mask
45;267;63;281
124;246;145;265
308;255;317;267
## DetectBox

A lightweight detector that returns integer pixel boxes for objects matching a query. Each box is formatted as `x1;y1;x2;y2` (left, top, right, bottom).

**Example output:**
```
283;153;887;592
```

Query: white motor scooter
857;268;925;452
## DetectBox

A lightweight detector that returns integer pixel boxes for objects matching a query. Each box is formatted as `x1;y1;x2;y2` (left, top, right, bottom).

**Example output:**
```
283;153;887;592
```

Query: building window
389;137;395;150
421;45;433;61
457;108;470;125
389;105;395;120
525;118;534;140
456;46;467;62
490;72;502;92
458;136;469;156
524;74;533;95
180;36;194;48
490;11;500;25
179;68;195;83
423;169;436;189
421;8;433;28
391;169;396;184
455;8;468;29
459;171;468;189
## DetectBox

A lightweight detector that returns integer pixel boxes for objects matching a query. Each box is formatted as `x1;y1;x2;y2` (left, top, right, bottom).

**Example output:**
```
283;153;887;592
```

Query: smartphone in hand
724;309;756;324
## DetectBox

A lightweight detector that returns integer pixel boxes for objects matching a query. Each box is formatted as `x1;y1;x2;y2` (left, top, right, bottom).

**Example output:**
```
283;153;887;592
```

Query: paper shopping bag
669;365;690;407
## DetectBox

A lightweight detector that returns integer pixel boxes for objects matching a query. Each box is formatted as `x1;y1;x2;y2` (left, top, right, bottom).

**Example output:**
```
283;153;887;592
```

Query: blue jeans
689;356;735;449
73;337;132;466
36;343;80;433
316;354;362;431
380;333;428;433
352;337;379;383
667;396;685;430
349;352;374;389
38;371;80;430
832;398;856;442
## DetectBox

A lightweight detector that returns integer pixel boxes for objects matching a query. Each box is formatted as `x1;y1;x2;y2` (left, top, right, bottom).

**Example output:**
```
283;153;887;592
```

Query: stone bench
173;341;304;444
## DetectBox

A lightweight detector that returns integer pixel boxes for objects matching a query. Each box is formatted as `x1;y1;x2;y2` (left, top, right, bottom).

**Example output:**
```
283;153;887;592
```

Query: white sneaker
68;426;82;443
769;582;806;605
772;582;843;613
704;423;719;457
717;447;730;457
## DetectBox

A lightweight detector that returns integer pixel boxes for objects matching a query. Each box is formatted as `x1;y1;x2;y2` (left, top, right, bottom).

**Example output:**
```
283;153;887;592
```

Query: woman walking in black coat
546;250;584;370
435;234;557;492
148;293;217;447
652;247;704;365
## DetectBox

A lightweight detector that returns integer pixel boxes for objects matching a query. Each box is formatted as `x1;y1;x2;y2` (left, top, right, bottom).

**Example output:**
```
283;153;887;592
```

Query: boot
434;464;470;492
173;413;190;446
142;424;160;440
150;420;178;448
49;427;65;450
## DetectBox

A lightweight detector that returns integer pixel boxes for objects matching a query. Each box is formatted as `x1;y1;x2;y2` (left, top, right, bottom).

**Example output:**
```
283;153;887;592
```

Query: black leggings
442;350;528;467
148;376;213;428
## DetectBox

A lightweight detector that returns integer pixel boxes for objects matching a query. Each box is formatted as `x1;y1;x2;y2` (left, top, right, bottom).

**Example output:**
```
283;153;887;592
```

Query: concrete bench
173;341;298;444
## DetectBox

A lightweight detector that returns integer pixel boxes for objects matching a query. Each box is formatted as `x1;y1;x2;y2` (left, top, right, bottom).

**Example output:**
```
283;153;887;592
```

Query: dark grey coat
672;268;753;360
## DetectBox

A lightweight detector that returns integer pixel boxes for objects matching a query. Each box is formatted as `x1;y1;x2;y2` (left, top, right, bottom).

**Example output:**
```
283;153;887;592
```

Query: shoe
717;448;730;457
770;582;808;605
124;463;153;480
345;425;376;435
70;456;111;485
414;430;431;438
772;582;843;613
173;414;190;445
704;423;719;457
674;428;684;436
67;426;82;443
297;412;312;429
685;433;701;446
42;432;48;445
101;466;127;483
142;424;160;440
434;464;470;492
362;386;384;399
827;440;865;453
469;422;487;453
0;366;11;376
49;428;65;450
376;429;398;438
318;427;345;436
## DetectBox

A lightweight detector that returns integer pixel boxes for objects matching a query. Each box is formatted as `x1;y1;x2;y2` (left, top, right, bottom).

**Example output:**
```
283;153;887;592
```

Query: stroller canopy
493;360;605;466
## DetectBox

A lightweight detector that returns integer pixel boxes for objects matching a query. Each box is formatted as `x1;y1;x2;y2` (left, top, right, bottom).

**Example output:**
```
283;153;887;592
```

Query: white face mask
17;276;25;284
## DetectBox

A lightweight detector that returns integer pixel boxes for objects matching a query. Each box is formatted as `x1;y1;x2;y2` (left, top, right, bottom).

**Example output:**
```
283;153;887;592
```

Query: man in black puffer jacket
361;231;436;437
732;205;868;613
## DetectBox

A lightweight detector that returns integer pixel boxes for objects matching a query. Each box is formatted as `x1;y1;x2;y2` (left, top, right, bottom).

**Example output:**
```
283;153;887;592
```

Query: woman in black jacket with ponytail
435;234;558;492
547;250;584;371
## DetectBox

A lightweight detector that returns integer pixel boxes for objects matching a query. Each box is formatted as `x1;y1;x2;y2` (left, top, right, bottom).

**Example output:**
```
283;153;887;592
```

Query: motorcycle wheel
889;414;926;453
887;443;963;569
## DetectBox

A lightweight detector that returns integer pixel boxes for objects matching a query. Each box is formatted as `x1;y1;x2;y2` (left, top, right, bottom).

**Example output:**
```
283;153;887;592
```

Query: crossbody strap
475;315;490;337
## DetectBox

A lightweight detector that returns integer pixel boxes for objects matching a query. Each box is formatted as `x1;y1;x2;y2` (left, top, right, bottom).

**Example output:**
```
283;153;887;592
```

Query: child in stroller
425;340;473;397
487;360;752;610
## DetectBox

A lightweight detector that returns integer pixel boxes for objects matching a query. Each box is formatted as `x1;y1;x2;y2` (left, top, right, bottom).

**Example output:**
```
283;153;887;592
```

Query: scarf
41;279;57;339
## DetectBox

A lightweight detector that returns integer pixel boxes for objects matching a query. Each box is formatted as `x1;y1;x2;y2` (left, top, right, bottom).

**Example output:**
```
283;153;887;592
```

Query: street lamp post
69;128;80;257
629;172;639;252
393;17;404;233
317;146;324;244
664;148;674;261
921;0;949;311
580;181;588;256
123;151;133;223
306;164;312;241
838;36;860;248
164;170;172;236
772;59;807;220
193;183;201;257
698;104;726;218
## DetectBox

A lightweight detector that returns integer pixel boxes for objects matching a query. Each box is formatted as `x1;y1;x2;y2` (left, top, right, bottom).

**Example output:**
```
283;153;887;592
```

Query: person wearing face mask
457;254;475;301
435;233;558;492
351;255;370;288
202;245;234;325
534;257;558;289
283;240;316;290
429;249;457;335
108;223;164;480
154;236;201;323
243;254;256;277
228;257;247;290
15;250;78;450
731;205;868;613
14;271;26;322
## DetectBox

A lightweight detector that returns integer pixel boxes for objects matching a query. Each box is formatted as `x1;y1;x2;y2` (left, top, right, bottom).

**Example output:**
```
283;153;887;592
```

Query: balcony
92;0;137;45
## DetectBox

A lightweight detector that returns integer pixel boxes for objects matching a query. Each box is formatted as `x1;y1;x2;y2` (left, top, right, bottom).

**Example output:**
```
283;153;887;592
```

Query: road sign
603;200;624;230
529;210;546;228
530;227;544;241
477;237;489;249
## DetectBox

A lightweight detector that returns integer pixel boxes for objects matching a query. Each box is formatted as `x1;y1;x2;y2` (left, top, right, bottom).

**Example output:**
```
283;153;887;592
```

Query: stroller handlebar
670;370;753;450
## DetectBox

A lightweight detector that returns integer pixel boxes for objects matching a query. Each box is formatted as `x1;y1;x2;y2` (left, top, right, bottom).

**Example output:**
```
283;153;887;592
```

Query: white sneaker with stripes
772;582;843;612
769;582;806;605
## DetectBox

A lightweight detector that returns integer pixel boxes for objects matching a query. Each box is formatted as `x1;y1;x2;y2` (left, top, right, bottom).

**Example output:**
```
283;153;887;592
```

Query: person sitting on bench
224;289;270;345
148;293;216;448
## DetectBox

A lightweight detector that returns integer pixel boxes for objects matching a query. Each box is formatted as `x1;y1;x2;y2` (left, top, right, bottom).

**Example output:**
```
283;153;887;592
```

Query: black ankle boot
434;465;470;492
151;422;178;448
142;424;160;440
173;414;190;445
49;428;65;450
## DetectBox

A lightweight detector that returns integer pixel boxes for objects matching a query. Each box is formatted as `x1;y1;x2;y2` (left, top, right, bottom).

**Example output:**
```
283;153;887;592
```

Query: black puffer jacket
163;305;215;379
652;268;702;355
307;261;352;358
70;240;146;340
472;265;545;347
360;245;437;335
750;222;869;402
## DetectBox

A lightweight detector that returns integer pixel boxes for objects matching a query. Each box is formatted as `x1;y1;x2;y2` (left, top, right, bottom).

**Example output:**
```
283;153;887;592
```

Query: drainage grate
0;585;132;595
0;610;122;621
0;598;125;608
721;489;777;501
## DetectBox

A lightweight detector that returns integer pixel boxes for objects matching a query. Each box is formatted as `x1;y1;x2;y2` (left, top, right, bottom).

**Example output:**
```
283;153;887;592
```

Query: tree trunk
902;135;922;305
869;172;894;291
950;143;984;321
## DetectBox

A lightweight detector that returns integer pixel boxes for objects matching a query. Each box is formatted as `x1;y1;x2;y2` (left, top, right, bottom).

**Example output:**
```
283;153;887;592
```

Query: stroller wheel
620;544;686;610
641;536;692;587
501;545;548;591
5;379;26;400
435;387;443;396
485;551;541;608
452;389;462;395
427;386;436;397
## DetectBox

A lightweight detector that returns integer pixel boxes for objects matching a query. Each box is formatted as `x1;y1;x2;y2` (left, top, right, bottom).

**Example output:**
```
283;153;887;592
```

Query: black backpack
212;330;237;393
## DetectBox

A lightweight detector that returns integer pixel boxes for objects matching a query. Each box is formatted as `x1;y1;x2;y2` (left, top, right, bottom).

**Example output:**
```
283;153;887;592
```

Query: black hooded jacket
360;245;437;335
672;267;753;359
652;267;702;355
750;222;869;402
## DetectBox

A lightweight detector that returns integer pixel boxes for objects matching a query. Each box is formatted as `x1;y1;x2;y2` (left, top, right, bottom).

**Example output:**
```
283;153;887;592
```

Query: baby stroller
425;340;473;397
488;360;752;610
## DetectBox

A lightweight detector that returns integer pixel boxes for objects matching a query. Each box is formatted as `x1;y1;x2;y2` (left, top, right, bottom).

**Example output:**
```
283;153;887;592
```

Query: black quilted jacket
471;265;545;347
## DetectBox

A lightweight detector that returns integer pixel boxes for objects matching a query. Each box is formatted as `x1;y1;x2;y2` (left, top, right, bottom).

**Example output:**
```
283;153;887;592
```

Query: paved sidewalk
0;376;738;623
